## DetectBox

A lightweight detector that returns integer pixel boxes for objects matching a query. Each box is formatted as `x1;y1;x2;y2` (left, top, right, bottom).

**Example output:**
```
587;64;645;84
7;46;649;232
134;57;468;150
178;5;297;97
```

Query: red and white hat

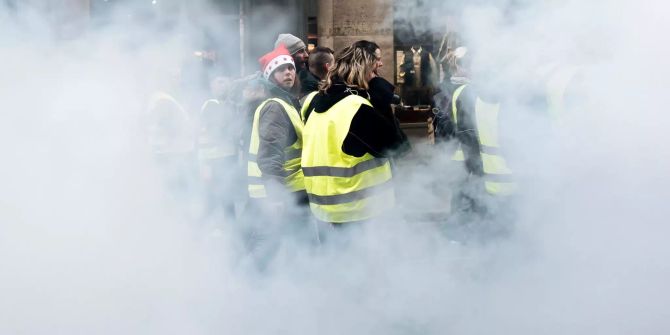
258;44;295;80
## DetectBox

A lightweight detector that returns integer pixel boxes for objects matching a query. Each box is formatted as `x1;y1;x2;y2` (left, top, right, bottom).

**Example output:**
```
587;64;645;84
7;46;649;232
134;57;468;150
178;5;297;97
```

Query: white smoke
1;0;669;334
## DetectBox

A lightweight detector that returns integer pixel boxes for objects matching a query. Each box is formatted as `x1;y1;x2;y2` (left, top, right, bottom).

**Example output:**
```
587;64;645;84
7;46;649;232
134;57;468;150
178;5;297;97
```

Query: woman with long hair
300;40;409;225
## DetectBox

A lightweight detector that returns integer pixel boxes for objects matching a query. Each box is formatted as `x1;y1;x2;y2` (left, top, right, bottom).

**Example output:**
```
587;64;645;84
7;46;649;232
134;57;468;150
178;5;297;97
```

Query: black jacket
298;68;321;96
304;77;410;158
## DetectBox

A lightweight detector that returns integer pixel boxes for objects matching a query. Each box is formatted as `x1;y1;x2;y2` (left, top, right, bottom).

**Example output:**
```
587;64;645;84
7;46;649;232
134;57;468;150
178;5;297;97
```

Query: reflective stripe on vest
301;94;394;223
247;98;305;198
300;91;318;122
451;85;517;195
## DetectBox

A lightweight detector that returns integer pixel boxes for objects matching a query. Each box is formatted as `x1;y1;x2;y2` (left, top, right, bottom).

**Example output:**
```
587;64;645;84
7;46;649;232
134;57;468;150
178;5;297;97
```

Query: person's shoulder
260;99;285;111
352;101;378;120
259;98;295;120
368;76;393;87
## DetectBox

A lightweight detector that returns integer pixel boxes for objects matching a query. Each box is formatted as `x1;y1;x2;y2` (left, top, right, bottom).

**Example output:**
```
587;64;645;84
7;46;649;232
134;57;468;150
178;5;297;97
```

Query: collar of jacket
312;80;370;113
263;79;300;110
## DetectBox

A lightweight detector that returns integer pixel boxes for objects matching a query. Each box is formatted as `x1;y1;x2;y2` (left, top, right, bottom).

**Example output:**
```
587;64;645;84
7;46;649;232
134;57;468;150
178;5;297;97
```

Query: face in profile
293;48;309;67
272;63;296;90
366;48;383;81
372;48;383;74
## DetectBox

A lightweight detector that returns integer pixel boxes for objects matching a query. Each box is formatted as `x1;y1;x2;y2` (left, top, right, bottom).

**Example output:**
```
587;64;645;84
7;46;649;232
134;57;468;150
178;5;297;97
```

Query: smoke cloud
1;0;669;334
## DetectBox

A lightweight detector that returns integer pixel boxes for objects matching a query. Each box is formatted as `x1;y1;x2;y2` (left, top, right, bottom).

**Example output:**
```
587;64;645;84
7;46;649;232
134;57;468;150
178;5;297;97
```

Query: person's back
301;40;408;225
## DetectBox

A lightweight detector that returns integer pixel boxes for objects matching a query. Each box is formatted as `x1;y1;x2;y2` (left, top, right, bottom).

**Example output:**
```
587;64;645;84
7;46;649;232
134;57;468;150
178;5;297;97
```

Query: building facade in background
5;0;460;124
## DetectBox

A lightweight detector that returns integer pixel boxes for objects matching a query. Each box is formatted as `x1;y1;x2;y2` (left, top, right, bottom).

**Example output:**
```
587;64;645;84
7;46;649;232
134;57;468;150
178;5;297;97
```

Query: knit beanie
258;44;295;80
274;33;306;55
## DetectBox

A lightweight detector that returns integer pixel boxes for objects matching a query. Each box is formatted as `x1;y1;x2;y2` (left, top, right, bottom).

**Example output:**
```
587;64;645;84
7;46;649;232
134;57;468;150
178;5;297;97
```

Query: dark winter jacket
298;68;321;96
254;81;304;199
303;77;410;159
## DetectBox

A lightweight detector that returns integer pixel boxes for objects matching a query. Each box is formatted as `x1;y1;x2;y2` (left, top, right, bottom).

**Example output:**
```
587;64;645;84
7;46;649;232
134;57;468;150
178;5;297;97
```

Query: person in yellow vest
247;43;307;214
241;44;312;264
301;40;410;225
146;67;197;198
436;47;517;238
198;75;242;222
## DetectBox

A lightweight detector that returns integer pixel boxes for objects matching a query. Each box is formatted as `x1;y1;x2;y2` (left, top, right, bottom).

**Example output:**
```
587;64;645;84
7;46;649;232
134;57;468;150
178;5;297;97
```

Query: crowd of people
144;32;558;260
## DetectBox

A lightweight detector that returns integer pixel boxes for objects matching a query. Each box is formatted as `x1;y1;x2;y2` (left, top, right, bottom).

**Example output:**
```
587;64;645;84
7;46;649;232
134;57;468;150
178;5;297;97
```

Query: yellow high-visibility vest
451;85;517;195
300;91;318;122
301;94;394;223
247;98;305;198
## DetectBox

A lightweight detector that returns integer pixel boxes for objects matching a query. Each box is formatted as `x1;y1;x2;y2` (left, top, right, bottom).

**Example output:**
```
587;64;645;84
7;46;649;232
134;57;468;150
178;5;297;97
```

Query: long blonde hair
321;40;380;92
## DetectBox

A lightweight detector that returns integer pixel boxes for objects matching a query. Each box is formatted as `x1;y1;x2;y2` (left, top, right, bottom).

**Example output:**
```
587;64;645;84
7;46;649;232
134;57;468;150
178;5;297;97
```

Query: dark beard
294;58;307;70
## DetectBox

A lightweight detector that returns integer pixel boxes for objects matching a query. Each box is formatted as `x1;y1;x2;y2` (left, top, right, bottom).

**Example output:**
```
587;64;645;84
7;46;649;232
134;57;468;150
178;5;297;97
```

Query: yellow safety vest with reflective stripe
300;91;318;122
301;94;394;223
247;98;305;198
451;85;517;195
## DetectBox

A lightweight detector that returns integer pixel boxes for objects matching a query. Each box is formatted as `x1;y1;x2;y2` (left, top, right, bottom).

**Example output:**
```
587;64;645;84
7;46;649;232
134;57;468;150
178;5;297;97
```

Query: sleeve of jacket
453;91;483;176
364;77;411;157
343;104;405;158
432;87;456;143
256;101;297;198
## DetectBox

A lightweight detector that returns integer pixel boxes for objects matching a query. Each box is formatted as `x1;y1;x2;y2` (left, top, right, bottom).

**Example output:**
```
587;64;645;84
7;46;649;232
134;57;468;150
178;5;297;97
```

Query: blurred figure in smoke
434;46;517;241
432;46;470;143
301;40;410;226
197;75;243;224
274;33;317;97
535;62;584;122
243;44;311;265
146;66;197;200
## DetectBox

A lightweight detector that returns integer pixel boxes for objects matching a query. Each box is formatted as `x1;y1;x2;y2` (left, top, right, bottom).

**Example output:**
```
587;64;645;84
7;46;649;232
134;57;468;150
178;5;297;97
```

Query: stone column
317;0;394;82
317;0;334;49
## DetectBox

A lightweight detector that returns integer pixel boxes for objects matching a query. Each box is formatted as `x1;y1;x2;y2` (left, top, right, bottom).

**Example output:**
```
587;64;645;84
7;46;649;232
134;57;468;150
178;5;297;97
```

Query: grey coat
254;83;302;199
